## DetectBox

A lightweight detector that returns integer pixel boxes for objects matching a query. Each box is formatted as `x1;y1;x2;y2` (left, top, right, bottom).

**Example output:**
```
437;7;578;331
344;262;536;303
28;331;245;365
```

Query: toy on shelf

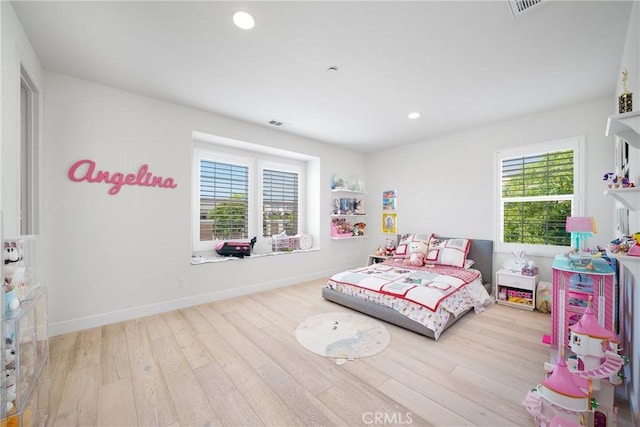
524;299;626;427
352;222;366;237
331;218;352;238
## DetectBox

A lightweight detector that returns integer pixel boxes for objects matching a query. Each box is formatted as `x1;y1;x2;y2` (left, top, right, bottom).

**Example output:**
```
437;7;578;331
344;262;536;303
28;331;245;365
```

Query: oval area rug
295;312;391;361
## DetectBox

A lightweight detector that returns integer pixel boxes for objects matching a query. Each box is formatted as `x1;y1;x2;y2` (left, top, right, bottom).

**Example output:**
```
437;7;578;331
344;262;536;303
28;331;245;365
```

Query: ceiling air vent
508;0;545;18
269;120;284;127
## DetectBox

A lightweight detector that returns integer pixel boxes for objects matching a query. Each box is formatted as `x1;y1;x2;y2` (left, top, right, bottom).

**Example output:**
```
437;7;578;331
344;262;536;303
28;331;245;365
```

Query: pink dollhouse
523;300;625;427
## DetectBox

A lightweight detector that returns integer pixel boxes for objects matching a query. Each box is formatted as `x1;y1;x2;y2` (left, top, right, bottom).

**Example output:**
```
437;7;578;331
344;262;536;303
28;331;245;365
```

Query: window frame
494;135;585;256
194;150;253;252
192;136;308;254
259;160;305;239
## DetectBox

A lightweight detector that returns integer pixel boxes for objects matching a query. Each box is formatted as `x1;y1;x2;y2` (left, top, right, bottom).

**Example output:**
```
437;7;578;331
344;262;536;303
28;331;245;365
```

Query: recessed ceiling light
408;112;421;119
233;11;255;30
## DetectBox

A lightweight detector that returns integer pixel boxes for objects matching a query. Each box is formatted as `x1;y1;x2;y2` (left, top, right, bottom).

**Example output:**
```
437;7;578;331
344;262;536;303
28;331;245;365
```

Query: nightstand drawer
497;273;536;290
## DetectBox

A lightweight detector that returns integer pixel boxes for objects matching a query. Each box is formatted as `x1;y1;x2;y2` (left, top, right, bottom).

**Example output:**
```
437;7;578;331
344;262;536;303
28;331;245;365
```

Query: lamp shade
566;216;597;233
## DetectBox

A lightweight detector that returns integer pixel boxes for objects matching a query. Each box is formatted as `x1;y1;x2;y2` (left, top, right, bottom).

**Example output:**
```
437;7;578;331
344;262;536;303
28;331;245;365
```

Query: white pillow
394;233;432;258
425;237;471;268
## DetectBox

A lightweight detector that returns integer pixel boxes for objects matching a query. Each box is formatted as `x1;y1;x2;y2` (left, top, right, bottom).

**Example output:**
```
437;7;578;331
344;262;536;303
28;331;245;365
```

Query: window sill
191;248;319;265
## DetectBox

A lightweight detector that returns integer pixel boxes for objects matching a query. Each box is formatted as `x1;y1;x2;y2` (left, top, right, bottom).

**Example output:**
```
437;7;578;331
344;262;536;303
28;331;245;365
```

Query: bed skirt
322;286;471;339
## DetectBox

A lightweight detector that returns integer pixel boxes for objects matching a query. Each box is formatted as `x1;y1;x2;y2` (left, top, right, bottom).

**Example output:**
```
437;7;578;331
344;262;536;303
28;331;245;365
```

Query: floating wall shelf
606;110;640;148
603;187;640;211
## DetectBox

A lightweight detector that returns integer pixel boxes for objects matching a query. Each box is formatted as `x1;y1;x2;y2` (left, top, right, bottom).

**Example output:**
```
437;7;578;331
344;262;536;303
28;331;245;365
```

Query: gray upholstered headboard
440;237;494;287
397;235;494;288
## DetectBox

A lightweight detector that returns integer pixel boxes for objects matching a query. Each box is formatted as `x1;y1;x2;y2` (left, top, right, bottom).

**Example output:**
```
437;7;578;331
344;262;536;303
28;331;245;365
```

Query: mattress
326;261;491;339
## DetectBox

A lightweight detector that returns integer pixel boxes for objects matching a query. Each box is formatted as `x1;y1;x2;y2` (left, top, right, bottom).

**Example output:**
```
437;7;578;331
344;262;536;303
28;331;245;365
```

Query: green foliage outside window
502;150;573;246
205;193;248;240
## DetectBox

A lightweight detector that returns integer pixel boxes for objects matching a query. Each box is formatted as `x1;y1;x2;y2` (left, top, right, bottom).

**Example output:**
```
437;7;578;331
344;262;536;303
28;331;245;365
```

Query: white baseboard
49;270;336;337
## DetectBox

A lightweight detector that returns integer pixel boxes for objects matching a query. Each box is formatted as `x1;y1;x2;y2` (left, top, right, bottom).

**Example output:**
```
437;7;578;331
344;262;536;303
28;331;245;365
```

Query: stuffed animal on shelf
374;245;386;256
352;222;366;236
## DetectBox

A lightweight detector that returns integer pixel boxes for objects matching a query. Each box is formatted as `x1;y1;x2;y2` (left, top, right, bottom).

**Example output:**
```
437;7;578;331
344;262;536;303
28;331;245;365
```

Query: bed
322;235;494;339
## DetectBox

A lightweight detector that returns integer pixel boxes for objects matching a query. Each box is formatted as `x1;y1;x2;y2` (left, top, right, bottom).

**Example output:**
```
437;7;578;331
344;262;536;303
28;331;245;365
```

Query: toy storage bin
506;288;533;306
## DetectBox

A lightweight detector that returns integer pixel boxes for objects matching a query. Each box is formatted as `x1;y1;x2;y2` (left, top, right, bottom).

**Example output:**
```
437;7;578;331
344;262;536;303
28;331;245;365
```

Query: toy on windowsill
215;237;257;258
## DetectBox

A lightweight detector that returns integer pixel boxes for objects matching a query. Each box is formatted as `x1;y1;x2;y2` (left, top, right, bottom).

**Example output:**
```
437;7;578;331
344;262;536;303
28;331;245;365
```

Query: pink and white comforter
326;261;491;339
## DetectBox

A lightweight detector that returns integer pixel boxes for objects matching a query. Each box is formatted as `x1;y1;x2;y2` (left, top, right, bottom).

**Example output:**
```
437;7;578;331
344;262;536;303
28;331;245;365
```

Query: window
199;159;250;241
496;136;584;255
262;167;299;237
193;133;316;254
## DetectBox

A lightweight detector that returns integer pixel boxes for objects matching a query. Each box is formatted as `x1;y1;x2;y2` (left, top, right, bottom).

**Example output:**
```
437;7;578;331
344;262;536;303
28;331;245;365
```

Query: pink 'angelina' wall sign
68;159;177;195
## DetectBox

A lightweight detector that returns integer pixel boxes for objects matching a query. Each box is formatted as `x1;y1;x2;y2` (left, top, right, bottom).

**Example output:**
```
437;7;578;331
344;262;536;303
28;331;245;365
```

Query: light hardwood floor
48;279;633;426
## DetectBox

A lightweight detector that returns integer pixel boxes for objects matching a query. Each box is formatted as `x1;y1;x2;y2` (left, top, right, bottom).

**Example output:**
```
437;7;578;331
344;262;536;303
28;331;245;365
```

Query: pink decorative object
627;243;640;257
68;159;177;195
565;216;597;233
524;298;625;426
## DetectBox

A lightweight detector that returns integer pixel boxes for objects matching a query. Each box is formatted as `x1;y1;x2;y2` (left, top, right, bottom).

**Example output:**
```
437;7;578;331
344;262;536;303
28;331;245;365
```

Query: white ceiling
11;1;634;153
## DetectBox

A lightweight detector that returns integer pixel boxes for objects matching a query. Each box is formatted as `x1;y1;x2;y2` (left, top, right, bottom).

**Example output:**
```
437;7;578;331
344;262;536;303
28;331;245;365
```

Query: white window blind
262;169;299;237
199;159;249;241
496;136;583;254
501;149;573;246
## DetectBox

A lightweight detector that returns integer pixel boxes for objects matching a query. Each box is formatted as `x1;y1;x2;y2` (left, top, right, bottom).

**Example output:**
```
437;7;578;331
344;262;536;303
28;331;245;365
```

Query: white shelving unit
605;110;640;212
330;188;367;239
1;236;48;427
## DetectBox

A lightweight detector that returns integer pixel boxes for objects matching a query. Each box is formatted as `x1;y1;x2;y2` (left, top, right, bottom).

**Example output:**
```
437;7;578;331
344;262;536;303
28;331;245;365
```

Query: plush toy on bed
403;240;428;267
384;238;396;256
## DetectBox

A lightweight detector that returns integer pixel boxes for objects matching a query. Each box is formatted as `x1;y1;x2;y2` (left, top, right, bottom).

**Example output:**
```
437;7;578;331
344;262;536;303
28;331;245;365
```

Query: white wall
42;71;367;335
365;96;616;283
1;1;43;236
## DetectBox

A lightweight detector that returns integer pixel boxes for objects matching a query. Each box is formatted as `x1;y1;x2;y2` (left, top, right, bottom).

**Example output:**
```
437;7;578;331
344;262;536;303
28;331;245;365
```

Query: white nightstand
367;255;390;265
495;268;539;310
